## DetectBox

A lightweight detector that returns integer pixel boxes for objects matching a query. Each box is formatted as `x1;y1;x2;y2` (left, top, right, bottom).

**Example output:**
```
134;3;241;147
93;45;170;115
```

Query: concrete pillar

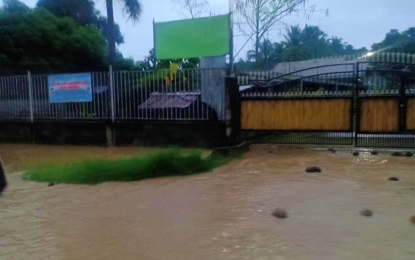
106;125;116;147
225;77;240;140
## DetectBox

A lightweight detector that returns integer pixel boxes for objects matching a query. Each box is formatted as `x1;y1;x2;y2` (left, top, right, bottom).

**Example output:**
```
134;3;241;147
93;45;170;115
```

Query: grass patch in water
23;149;227;185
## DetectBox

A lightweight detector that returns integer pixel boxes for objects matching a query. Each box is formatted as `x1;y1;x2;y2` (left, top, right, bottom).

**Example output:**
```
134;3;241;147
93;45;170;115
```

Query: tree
171;0;209;18
2;0;29;12
37;0;125;45
283;25;302;48
247;40;283;69
281;25;317;61
372;28;415;53
138;48;200;70
0;4;107;74
236;24;364;69
235;0;325;64
104;0;142;66
328;37;345;55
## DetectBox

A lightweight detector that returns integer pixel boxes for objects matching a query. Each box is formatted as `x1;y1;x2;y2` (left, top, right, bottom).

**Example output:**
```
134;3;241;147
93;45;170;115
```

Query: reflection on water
1;144;415;260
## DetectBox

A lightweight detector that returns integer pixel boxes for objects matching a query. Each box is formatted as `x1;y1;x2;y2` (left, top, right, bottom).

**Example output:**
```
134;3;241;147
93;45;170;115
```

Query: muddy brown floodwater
1;144;415;260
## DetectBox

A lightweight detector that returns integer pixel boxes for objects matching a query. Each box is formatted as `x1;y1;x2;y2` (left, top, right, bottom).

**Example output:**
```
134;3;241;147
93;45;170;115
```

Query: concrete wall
0;121;227;147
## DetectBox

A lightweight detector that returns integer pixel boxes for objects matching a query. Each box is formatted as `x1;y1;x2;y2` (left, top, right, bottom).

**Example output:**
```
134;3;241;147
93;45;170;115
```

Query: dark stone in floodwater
268;151;273;154
360;209;373;217
353;151;359;156
272;209;288;219
0;157;7;194
48;182;56;187
328;148;336;153
391;152;405;157
388;177;399;181
371;151;379;155
306;167;322;173
405;152;413;157
411;216;415;225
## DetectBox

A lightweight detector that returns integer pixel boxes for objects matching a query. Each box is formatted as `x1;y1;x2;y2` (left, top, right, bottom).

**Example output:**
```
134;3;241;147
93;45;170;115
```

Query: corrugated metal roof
139;92;201;109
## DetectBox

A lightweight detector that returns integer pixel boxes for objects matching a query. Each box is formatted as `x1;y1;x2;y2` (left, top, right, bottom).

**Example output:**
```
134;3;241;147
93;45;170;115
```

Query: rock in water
371;151;379;155
388;177;399;181
391;152;405;157
306;167;322;173
360;209;373;217
328;148;336;153
411;216;415;225
405;152;413;157
0;156;7;194
272;209;288;219
353;151;359;156
48;182;56;187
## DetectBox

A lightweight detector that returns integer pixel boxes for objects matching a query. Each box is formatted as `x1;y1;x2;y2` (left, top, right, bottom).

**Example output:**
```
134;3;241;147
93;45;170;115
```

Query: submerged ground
0;144;414;260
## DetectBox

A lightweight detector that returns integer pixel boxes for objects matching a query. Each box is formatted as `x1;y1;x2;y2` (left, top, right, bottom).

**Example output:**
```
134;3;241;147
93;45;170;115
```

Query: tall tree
372;28;415;53
237;24;364;69
171;0;209;18
247;39;283;69
235;0;325;64
2;0;29;12
328;36;345;55
283;25;302;48
104;0;142;66
38;0;125;46
0;4;107;74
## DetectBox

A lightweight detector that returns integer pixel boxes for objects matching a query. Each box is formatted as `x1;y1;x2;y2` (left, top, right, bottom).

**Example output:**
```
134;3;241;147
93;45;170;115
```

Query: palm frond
118;0;142;21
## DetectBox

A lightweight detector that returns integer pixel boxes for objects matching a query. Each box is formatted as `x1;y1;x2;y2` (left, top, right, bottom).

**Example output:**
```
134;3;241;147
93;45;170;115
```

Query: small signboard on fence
48;73;92;103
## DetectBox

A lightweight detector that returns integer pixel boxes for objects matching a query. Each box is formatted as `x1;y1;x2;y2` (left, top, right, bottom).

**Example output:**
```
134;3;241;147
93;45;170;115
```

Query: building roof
139;92;201;109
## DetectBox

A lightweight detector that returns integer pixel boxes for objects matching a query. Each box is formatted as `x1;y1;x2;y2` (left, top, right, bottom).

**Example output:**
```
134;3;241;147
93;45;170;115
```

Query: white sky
13;0;415;60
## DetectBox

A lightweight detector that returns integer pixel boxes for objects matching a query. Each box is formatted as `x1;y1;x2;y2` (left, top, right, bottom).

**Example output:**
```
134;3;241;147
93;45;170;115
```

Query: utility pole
229;0;234;76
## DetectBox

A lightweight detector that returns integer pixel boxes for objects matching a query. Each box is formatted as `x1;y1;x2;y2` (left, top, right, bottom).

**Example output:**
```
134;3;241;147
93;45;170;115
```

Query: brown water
1;144;415;260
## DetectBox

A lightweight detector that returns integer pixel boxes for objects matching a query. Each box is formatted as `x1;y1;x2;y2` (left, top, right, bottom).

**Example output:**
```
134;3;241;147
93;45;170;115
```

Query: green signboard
154;15;230;60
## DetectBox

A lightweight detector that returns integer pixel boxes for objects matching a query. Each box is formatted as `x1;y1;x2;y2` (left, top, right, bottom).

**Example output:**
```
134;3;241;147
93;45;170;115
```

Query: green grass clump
23;149;226;185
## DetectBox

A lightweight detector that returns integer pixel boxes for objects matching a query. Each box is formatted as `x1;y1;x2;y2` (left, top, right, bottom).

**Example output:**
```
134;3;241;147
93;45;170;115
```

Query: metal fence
0;68;226;121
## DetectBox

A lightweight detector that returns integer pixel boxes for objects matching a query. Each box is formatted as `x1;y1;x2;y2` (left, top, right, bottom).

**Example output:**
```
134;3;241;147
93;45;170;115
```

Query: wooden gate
355;63;415;147
239;62;415;147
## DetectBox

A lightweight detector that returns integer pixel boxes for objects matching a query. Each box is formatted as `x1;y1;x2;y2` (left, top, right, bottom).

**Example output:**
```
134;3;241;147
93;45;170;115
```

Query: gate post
225;77;240;139
400;72;407;132
353;62;359;147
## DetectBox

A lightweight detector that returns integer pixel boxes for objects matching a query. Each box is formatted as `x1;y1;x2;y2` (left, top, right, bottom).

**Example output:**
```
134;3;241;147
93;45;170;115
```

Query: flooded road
1;144;415;260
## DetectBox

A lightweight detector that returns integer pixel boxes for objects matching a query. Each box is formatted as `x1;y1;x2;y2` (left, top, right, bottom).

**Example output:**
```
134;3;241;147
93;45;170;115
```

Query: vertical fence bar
109;65;115;122
28;71;34;122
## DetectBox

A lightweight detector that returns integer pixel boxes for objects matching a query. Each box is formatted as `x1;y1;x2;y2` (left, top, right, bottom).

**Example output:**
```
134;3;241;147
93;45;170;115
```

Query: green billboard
154;15;230;60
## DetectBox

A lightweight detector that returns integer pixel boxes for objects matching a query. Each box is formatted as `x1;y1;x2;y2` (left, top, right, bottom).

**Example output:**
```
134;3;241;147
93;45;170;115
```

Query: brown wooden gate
240;92;354;145
239;62;415;147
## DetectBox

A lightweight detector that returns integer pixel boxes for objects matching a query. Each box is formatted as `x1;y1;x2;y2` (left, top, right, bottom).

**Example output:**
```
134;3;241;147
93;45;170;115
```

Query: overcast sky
16;0;415;60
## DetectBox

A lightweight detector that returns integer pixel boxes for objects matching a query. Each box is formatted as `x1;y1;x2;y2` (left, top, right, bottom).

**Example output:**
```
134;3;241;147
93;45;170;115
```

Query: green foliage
119;0;142;22
0;5;108;74
23;149;226;185
239;24;363;70
371;28;415;53
2;0;29;13
37;0;124;45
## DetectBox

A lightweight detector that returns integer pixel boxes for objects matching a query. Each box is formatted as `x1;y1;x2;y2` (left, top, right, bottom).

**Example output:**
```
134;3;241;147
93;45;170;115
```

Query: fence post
109;65;115;122
353;63;360;147
27;71;34;123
